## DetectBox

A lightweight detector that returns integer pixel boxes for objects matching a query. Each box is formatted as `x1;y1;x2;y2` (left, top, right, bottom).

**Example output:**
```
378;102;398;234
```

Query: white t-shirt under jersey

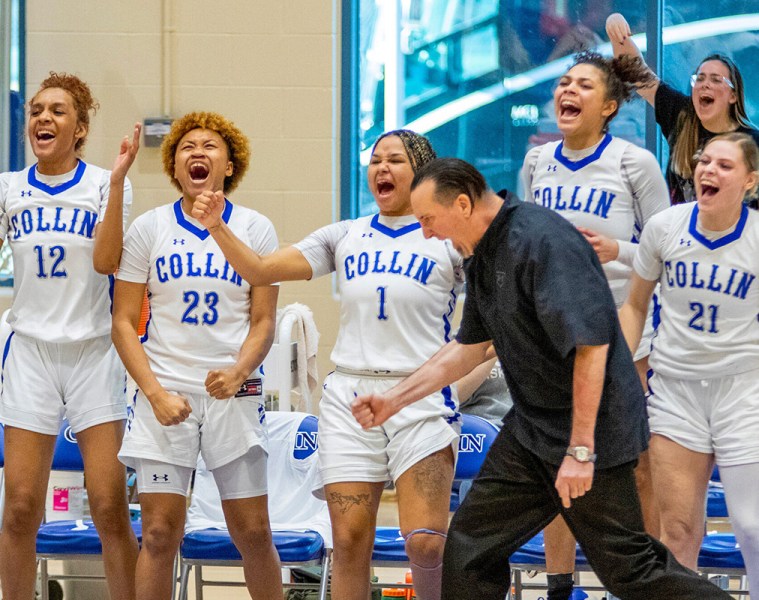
522;134;669;306
294;213;464;372
117;199;278;395
0;161;131;342
634;203;759;379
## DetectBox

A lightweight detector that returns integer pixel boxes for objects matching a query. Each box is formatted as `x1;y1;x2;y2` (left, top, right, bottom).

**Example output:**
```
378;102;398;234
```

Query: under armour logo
362;233;373;238
152;474;169;482
20;190;32;197
173;239;186;245
547;165;557;172
679;238;692;247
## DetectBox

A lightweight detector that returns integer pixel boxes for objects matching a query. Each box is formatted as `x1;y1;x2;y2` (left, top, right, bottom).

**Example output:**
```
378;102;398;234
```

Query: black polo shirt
457;193;649;469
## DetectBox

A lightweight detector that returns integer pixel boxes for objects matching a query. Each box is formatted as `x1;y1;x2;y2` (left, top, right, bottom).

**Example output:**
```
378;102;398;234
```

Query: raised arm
205;283;279;399
93;123;141;274
192;190;312;285
618;273;657;353
351;339;491;428
606;13;659;106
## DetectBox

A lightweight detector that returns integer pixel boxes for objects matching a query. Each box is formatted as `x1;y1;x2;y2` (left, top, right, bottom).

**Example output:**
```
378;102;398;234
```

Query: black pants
442;431;731;600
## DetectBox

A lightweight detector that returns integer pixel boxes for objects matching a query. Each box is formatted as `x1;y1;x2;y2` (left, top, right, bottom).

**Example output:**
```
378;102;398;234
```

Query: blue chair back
455;414;499;480
293;414;319;460
51;422;84;471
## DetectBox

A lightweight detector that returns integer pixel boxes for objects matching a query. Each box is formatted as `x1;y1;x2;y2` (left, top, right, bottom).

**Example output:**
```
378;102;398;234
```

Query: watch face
575;447;588;461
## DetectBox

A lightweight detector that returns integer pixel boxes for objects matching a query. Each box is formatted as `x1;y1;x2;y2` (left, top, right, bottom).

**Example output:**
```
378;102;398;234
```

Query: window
0;0;24;286
342;0;759;219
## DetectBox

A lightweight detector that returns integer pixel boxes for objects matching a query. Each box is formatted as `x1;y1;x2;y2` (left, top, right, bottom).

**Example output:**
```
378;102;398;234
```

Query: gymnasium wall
18;0;341;389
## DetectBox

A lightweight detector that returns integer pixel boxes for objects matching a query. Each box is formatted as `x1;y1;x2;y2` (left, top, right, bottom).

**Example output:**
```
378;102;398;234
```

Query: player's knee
404;528;446;568
227;516;273;554
141;517;183;556
88;496;131;537
661;513;702;545
332;523;374;559
2;493;45;536
731;516;759;550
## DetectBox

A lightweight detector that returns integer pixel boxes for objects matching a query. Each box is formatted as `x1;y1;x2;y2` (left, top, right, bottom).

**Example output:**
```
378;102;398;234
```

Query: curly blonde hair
161;112;250;194
33;72;99;154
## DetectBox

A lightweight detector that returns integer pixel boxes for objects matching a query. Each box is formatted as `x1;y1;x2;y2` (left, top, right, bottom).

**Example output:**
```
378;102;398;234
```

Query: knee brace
404;529;447;600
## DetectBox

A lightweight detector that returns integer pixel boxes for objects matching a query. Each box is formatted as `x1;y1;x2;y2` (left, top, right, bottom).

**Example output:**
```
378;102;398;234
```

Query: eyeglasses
690;73;734;90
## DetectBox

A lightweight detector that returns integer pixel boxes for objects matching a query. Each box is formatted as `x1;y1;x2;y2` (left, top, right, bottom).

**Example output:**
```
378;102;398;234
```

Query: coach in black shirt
352;158;730;600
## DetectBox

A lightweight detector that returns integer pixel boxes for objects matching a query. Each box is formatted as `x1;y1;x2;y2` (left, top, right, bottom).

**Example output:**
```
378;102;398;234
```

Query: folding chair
178;411;331;600
35;421;143;600
372;414;500;590
699;532;749;596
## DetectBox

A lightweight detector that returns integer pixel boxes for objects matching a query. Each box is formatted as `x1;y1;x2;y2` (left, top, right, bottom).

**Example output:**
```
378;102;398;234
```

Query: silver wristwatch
565;446;597;463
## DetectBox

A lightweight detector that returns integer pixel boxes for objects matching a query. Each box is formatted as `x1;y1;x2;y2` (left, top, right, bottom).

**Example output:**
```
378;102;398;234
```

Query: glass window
345;0;651;218
343;0;759;219
658;2;759;170
1;0;25;287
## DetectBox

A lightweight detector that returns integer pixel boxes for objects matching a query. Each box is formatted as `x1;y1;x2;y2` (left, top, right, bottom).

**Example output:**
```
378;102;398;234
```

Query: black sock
546;573;574;600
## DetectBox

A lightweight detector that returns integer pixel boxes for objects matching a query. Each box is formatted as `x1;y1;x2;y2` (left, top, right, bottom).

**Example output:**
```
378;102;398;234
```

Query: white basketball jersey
117;200;278;395
0;161;131;342
635;203;759;378
525;135;656;305
295;214;464;371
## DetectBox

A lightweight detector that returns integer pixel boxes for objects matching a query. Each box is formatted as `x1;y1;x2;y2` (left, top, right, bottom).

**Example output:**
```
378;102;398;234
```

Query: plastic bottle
405;570;414;599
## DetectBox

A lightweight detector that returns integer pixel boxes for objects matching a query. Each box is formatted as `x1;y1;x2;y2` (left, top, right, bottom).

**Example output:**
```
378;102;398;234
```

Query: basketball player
111;112;282;600
619;132;759;593
191;129;463;600
521;51;668;600
0;72;140;600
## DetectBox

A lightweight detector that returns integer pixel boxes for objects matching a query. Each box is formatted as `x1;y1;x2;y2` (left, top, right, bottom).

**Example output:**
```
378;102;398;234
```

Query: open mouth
700;183;719;198
698;94;715;108
376;181;395;195
559;101;581;119
35;131;55;142
189;163;209;182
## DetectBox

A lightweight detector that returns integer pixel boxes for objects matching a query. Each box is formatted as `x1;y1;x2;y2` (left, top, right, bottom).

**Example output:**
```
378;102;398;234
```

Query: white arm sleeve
117;211;156;283
245;212;279;256
633;210;671;282
0;173;9;241
98;170;133;228
293;220;352;279
618;145;669;267
520;146;542;203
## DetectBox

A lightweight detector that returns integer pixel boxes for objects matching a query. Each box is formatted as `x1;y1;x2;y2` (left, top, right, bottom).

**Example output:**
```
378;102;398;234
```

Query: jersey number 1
376;286;388;321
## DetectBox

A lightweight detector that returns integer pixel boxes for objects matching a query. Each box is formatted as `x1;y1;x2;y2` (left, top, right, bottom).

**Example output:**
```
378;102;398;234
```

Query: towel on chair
276;303;320;412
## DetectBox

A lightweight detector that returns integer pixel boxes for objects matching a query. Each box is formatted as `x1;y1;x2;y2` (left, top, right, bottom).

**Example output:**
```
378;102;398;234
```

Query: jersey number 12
34;245;67;278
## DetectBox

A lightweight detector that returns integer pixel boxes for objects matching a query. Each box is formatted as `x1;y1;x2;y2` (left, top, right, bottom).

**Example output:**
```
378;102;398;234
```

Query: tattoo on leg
328;492;373;515
412;453;452;499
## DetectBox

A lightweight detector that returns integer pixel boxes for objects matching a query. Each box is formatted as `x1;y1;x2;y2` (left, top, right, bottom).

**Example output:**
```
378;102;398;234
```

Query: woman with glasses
606;13;759;206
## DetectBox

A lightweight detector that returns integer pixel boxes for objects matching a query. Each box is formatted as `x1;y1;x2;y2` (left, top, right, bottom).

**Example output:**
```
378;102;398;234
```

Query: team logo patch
152;474;170;483
496;271;506;288
235;378;263;398
63;426;78;444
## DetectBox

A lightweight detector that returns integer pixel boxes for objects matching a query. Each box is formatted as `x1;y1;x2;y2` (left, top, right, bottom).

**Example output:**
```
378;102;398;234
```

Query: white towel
276;303;320;411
